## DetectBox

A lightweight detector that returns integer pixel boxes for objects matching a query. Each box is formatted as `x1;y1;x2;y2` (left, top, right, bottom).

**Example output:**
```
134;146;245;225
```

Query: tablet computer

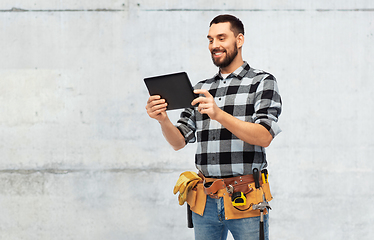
144;72;197;110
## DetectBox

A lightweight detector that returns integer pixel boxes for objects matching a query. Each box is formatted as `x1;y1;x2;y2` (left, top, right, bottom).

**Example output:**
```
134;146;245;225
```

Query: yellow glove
173;171;201;206
178;179;199;205
173;171;200;195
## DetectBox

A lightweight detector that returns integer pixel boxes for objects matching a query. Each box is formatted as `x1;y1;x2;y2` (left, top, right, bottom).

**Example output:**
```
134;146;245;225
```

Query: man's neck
220;56;244;74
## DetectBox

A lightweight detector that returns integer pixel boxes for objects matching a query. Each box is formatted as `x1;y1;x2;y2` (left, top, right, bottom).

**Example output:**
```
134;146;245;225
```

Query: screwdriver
261;169;268;184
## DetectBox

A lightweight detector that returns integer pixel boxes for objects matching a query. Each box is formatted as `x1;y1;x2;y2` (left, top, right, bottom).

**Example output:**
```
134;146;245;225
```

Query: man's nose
211;39;220;50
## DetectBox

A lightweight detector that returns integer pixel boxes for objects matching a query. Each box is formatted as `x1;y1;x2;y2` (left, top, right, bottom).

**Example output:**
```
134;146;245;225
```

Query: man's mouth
212;50;225;57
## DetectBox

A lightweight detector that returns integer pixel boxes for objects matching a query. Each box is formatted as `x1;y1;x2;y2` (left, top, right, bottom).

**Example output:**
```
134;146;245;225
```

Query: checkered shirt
176;62;282;178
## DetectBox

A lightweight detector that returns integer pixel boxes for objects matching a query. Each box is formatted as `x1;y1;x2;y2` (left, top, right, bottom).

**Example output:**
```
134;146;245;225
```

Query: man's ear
236;33;244;49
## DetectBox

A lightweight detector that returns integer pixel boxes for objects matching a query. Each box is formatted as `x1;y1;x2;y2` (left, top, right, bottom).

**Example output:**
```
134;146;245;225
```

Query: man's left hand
191;89;222;120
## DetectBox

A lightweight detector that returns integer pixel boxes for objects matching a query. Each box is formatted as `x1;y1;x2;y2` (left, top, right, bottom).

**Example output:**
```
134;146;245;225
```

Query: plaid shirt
176;62;282;178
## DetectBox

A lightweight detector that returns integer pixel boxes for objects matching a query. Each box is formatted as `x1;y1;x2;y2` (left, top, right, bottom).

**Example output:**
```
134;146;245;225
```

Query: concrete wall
0;1;373;239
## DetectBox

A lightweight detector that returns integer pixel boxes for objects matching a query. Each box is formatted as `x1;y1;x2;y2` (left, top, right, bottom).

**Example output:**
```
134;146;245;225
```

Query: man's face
207;22;239;69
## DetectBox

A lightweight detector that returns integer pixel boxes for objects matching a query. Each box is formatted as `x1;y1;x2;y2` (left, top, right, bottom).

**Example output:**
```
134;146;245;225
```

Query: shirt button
219;97;221;101
224;81;226;84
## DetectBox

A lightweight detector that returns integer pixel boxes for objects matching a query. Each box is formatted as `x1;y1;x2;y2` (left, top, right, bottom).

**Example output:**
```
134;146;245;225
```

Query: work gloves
173;171;201;205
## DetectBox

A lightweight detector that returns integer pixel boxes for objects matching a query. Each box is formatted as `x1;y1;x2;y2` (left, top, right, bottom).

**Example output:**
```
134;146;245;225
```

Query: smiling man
146;14;282;240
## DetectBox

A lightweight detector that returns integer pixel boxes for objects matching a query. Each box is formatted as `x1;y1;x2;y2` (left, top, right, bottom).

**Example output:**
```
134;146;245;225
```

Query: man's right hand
145;95;186;151
145;95;168;122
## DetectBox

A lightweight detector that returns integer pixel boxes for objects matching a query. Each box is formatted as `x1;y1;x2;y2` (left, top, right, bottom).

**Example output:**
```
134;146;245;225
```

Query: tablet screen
144;72;197;110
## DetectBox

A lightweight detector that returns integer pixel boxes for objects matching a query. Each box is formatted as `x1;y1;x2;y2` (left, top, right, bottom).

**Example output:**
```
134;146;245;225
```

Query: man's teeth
215;52;223;56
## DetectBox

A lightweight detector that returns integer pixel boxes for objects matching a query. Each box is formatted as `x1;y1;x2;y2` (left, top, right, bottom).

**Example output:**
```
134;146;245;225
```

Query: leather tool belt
187;172;272;220
198;172;263;199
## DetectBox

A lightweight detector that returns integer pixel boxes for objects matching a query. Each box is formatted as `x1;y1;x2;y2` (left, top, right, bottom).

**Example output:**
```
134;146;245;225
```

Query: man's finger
194;89;212;98
148;98;165;108
151;102;167;111
147;95;161;104
191;96;205;106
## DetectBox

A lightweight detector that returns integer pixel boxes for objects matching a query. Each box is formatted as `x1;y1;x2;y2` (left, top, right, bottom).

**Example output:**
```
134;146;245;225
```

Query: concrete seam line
142;8;374;12
1;7;374;12
0;7;125;12
0;168;185;174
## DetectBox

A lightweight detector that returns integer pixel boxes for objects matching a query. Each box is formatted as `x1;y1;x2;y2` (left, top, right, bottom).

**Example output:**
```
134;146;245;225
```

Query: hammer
252;201;271;240
252;168;270;240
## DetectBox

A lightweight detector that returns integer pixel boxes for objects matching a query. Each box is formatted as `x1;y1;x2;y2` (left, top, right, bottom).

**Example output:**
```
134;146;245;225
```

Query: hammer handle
260;210;265;240
253;168;260;189
187;204;193;228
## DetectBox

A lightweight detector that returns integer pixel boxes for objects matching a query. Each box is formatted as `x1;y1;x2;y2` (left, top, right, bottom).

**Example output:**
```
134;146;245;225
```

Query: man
146;14;281;240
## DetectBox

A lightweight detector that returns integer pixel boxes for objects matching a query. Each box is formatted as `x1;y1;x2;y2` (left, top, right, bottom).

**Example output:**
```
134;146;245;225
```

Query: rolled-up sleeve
176;107;197;144
253;74;282;138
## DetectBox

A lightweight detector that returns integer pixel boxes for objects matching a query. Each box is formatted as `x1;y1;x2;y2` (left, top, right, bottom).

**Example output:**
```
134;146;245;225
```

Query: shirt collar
213;61;251;81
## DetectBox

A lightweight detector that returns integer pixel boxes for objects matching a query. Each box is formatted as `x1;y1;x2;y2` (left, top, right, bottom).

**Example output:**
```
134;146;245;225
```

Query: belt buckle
226;184;234;195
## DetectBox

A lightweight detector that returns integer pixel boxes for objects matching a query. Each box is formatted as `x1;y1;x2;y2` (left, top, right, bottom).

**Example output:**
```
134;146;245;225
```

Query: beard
211;43;238;69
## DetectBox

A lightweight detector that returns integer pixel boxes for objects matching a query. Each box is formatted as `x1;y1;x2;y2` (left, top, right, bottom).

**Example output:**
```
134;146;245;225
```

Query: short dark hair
209;14;244;36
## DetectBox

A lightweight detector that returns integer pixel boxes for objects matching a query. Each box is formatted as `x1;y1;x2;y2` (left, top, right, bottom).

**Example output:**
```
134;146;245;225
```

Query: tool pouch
187;183;206;216
223;181;272;220
203;179;225;198
262;182;273;202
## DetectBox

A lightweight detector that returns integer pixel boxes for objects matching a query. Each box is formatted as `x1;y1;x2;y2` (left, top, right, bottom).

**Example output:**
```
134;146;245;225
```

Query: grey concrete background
0;1;373;239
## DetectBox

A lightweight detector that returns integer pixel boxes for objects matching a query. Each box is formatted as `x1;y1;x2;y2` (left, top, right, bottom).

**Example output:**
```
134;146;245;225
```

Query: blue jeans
192;196;269;240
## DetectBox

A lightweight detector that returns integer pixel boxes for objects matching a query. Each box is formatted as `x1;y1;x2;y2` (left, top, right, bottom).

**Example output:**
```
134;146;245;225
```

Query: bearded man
146;14;282;240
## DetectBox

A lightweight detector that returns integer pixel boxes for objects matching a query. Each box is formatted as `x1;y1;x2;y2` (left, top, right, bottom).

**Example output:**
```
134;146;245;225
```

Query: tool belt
187;172;273;220
200;173;262;199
